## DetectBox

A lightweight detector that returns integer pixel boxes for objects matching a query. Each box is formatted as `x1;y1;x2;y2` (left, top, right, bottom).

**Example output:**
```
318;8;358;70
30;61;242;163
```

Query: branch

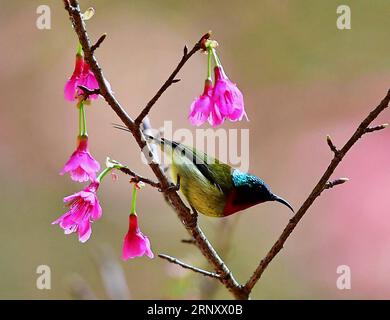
91;33;107;52
365;123;388;133
158;254;221;279
244;89;390;295
119;167;161;188
64;0;246;300
181;238;196;245
78;85;100;100
134;32;211;126
324;177;349;190
326;135;340;155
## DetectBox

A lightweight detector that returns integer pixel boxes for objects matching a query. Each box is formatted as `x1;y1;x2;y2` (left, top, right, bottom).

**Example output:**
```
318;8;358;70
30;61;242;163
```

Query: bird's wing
112;124;232;193
164;139;226;192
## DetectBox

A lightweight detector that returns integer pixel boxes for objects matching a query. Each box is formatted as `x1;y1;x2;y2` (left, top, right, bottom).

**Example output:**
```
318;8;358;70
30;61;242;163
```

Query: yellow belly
170;157;227;217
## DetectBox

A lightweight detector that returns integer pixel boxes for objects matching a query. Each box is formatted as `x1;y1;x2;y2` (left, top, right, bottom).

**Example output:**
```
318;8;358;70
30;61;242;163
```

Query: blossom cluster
54;44;153;260
189;41;247;127
55;26;248;263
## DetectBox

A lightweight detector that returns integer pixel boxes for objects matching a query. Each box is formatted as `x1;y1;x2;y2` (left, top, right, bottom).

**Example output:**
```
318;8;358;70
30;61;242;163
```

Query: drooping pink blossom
188;80;214;126
53;181;102;243
212;66;247;122
208;103;225;127
64;54;99;102
122;214;154;260
80;62;99;100
64;54;84;102
60;136;100;182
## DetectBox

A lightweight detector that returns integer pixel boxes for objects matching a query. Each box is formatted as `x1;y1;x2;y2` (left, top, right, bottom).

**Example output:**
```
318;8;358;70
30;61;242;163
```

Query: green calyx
76;42;83;57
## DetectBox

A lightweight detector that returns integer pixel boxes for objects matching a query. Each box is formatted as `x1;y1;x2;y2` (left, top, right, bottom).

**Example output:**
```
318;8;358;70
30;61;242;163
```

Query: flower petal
64;76;79;101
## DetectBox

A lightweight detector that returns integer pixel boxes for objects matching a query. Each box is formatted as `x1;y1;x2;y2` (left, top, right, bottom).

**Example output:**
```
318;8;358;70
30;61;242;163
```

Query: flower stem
211;48;221;67
78;101;88;137
78;102;82;136
131;185;137;214
97;166;113;182
211;48;227;78
81;102;87;136
207;48;212;80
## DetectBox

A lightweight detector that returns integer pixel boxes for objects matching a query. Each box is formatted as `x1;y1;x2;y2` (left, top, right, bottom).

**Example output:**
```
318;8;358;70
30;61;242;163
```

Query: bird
114;124;294;217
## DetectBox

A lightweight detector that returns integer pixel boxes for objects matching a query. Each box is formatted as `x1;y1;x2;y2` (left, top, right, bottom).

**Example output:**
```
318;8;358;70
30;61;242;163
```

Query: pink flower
213;66;247;122
64;54;84;102
81;62;99;100
208;103;225;127
60;136;100;182
64;54;99;102
53;181;102;243
189;80;214;126
122;214;154;260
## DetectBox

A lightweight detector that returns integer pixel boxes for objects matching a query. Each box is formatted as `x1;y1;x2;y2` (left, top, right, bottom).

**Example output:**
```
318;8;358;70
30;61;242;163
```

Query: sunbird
115;125;294;217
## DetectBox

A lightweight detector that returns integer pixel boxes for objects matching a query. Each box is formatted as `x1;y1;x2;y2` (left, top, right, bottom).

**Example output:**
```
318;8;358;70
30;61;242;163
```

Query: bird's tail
112;123;174;153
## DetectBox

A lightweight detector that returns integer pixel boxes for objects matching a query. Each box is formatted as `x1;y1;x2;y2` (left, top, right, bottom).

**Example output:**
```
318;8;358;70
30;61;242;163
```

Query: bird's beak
273;195;294;213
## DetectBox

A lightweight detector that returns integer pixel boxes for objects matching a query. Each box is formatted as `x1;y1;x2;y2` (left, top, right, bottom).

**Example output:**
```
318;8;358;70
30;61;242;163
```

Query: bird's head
231;170;294;213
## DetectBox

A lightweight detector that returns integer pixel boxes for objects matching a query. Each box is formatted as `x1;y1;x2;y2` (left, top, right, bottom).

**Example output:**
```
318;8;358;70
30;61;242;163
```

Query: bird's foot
184;206;198;229
158;175;180;193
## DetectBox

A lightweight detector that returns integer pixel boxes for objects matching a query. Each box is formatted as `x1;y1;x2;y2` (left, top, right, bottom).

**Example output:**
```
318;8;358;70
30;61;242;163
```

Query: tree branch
134;32;211;126
324;177;349;190
64;0;390;300
365;123;388;133
244;89;390;295
181;238;196;245
119;167;161;188
158;254;221;279
78;85;100;100
64;0;246;300
326;135;340;155
91;33;106;52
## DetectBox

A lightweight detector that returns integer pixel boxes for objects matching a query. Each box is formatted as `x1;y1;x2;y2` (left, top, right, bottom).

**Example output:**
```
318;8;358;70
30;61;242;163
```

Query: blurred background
1;0;390;299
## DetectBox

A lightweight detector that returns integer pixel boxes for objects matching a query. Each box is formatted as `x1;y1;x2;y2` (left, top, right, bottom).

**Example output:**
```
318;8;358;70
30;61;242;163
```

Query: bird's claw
158;175;180;193
184;206;198;229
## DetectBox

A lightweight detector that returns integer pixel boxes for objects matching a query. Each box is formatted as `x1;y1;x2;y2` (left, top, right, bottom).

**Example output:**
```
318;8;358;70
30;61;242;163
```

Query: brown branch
324;177;349;190
181;238;196;245
64;0;246;300
91;33;106;52
365;123;388;133
134;32;211;126
158;254;221;279
78;85;100;100
244;89;390;295
326;135;339;155
119;167;161;188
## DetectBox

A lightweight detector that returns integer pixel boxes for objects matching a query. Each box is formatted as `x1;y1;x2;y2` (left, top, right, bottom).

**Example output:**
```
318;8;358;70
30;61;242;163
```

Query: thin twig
119;167;161;188
78;85;100;100
158;254;221;279
91;33;107;52
134;32;211;126
244;89;390;295
181;238;196;245
324;178;349;190
365;123;388;133
326;135;339;155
